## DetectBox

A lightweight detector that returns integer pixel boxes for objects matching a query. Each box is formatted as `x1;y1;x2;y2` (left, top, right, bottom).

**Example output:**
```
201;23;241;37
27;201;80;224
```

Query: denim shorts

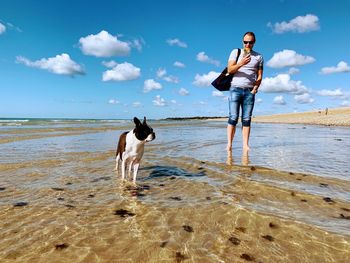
228;87;255;127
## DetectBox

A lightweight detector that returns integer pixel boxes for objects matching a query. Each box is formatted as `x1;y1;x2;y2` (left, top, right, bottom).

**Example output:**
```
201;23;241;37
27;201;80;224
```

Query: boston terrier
115;117;155;183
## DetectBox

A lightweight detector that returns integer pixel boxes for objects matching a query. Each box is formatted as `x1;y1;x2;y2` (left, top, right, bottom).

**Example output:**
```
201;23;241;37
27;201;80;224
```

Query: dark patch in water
339;214;350;220
262;235;274;241
334;138;342;141
88;194;95;198
65;182;73;185
65;204;75;209
55;243;69;250
91;176;111;183
319;183;328;188
14;202;28;207
236;227;246;233
160;241;168;248
125;185;149;198
0;187;6;191
170;196;182;201
52;187;65;191
228;236;241;245
323;197;335;204
182;225;193;232
250;166;256;171
291;191;296;196
175;252;187;262
114;209;135;218
269;222;278;229
240;254;255;261
300;199;307;202
57;197;65;201
159;184;165;187
143;166;206;180
289;172;294;175
206;197;211;200
341;207;350;212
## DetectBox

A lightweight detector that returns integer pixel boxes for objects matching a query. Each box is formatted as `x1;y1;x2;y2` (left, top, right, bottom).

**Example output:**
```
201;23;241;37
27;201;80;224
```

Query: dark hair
243;32;256;42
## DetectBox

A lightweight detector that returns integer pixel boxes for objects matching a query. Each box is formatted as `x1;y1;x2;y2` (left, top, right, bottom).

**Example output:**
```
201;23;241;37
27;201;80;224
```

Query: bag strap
235;48;241;63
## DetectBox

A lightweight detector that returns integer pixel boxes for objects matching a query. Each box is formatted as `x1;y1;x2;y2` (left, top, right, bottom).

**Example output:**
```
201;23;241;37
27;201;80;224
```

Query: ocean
1;118;350;262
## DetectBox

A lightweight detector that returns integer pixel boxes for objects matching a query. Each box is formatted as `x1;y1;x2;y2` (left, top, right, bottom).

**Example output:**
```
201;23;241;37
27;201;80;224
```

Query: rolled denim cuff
228;118;238;126
242;119;251;127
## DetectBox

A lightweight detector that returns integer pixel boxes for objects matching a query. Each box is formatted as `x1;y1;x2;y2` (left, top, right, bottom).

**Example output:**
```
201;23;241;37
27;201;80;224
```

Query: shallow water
1;120;350;262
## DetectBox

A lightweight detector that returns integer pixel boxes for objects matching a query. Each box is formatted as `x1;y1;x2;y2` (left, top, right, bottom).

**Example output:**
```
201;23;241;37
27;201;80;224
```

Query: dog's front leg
128;161;133;179
121;159;126;180
115;154;120;173
132;162;140;183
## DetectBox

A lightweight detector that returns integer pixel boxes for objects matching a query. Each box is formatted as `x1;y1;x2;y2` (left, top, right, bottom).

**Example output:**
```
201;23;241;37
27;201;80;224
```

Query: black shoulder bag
211;48;241;91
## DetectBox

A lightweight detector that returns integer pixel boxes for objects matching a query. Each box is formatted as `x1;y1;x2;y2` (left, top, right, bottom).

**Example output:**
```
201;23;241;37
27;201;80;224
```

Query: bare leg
227;124;236;151
242;126;251;151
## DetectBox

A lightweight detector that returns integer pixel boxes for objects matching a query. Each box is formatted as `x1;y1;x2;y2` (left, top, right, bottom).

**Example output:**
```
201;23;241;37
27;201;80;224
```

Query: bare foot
243;146;250;152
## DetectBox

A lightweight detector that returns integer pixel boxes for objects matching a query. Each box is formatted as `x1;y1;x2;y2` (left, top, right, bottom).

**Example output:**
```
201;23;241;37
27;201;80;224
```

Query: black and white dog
115;117;155;183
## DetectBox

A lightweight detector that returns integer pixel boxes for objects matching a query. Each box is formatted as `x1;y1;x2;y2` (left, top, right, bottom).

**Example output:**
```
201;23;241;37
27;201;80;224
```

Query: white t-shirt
228;48;264;88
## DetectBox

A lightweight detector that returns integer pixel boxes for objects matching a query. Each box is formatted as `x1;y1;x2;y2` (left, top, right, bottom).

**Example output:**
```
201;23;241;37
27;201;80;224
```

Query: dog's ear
134;117;141;126
143;116;147;125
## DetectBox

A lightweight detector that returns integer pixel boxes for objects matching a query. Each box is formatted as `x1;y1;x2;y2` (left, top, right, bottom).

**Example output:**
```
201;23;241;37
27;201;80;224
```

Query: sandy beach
252;107;350;126
1;119;350;262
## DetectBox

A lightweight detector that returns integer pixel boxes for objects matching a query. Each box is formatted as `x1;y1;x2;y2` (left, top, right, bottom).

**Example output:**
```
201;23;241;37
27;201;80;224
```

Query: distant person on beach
226;32;264;152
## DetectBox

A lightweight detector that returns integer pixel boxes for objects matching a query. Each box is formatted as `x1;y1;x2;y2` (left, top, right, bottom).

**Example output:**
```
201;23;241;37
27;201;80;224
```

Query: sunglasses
243;41;255;45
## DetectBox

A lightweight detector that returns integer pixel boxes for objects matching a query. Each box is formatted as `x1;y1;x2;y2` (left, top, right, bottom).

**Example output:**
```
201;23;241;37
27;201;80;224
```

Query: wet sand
1;120;350;262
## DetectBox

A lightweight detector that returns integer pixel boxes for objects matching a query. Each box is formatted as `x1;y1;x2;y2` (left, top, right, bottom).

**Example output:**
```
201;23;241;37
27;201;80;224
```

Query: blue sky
1;0;349;119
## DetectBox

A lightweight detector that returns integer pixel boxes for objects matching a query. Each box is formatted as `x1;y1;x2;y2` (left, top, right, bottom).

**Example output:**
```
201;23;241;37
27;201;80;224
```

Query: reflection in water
226;150;250;166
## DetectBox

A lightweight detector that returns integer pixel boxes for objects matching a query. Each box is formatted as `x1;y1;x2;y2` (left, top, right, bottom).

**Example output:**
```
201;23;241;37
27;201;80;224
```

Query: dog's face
133;117;155;142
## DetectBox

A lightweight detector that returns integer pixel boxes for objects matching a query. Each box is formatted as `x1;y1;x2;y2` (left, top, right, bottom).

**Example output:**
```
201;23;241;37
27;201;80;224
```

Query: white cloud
156;68;167;78
143;79;162;93
273;95;286;105
102;60;118;68
287;67;300;75
268;14;320;34
193;71;220;87
317;88;349;99
79;30;130;57
108;99;120;104
212;90;225;97
341;101;350;107
174;61;186;68
156;68;179;83
320;61;350;74
317;88;343;97
196;52;220;67
102;62;140;81
256;98;263;104
130;38;145;52
294;93;314;104
171;100;177;104
179;88;189;96
153;95;166;106
0;23;6;34
163;75;179;83
260;74;309;94
166;38;187;48
132;102;142;107
16;53;85;76
267;50;315;68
